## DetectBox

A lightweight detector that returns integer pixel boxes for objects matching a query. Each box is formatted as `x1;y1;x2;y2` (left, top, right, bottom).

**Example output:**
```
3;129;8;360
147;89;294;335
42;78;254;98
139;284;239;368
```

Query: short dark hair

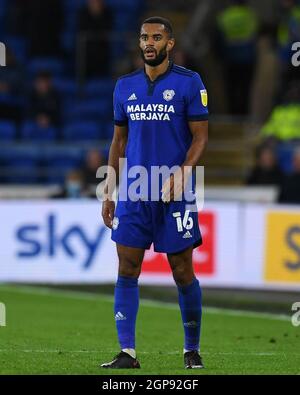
141;16;173;38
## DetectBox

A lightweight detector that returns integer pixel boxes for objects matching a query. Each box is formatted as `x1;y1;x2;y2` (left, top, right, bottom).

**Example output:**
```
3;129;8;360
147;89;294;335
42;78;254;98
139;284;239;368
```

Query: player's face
139;23;174;67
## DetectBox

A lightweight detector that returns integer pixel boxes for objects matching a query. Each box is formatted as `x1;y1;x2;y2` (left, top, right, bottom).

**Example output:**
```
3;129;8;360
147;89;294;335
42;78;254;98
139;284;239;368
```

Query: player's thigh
116;243;145;277
167;245;195;285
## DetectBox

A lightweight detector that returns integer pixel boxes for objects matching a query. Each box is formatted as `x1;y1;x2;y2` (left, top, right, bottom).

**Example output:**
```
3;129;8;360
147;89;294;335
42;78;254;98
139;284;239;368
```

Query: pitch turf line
0;284;291;322
0;349;295;356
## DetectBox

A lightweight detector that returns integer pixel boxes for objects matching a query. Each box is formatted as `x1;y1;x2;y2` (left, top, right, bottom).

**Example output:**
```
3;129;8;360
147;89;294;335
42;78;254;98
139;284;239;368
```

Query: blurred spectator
78;0;113;77
82;149;106;187
249;22;280;123
28;71;61;127
246;145;283;186
279;148;300;203
261;82;300;140
215;0;259;114
181;1;228;114
25;0;63;57
52;170;93;199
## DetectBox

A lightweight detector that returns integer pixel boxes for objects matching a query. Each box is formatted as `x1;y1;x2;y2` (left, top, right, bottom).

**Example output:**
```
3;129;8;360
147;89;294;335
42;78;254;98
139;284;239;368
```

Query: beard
140;44;168;66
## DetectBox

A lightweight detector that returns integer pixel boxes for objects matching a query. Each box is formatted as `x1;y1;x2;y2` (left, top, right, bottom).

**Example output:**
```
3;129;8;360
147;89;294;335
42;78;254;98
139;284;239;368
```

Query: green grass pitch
0;285;299;375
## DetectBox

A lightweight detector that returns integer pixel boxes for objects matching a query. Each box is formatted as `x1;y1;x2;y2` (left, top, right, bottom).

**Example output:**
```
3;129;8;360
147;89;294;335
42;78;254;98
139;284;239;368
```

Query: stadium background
0;0;300;375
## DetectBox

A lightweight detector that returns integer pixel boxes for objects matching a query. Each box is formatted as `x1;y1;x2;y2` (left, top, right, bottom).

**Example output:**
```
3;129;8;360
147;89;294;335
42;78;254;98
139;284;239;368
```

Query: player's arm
183;120;208;169
162;73;209;202
102;124;128;228
162;121;208;202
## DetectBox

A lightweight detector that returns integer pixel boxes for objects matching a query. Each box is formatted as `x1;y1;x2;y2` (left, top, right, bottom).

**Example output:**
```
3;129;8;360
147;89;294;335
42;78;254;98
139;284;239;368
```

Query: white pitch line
0;284;291;322
0;349;294;357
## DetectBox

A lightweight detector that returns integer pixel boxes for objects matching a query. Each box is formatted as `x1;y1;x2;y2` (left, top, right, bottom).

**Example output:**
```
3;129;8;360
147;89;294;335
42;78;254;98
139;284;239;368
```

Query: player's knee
118;257;141;278
171;260;194;286
172;264;187;285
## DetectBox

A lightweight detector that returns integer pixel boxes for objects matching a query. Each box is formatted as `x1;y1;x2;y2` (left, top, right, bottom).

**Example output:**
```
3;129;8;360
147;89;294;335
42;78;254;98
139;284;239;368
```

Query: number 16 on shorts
173;210;193;232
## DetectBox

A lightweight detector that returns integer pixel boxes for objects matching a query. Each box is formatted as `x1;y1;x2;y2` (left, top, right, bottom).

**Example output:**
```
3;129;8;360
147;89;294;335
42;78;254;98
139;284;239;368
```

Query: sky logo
15;214;107;269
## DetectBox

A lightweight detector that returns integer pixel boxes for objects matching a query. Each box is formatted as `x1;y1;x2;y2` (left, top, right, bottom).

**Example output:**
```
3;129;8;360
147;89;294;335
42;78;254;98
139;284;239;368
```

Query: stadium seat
64;99;112;121
0;121;17;141
27;57;65;76
277;143;295;174
53;78;78;97
106;0;143;10
61;31;76;53
63;0;86;13
0;0;7;36
1;146;40;184
44;146;84;184
62;121;102;141
84;79;114;97
103;121;114;140
20;121;58;142
5;36;28;63
0;92;23;106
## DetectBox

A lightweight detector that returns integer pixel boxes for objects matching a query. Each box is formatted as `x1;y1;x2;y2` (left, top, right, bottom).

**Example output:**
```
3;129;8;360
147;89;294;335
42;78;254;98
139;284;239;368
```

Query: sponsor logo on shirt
127;103;175;121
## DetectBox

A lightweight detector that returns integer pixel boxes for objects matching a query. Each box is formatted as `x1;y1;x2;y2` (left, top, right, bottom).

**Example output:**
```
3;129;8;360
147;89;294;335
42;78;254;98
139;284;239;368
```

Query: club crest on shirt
163;89;175;101
200;89;208;107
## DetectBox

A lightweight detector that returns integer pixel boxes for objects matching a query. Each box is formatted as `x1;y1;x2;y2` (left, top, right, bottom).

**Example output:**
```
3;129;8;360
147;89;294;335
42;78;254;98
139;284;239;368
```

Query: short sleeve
186;73;209;121
113;80;128;126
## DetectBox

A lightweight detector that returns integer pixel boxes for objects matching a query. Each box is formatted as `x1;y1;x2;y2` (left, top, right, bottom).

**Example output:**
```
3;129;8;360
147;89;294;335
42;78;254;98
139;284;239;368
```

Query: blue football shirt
113;61;209;200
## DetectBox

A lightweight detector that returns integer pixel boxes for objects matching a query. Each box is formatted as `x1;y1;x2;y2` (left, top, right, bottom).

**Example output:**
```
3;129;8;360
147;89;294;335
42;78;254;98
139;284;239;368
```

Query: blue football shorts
111;198;202;253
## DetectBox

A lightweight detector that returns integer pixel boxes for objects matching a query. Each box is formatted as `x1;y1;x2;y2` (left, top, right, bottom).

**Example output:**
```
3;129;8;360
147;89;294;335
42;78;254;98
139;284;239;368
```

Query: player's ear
167;38;175;52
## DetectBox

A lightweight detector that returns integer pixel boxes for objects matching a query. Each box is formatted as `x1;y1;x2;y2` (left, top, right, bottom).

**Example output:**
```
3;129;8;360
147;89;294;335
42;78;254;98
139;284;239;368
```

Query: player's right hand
102;199;115;229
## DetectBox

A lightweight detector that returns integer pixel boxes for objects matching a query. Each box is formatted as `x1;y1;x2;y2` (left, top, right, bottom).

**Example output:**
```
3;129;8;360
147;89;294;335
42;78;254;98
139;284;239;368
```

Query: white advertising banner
0;200;240;286
0;200;299;290
0;201;118;283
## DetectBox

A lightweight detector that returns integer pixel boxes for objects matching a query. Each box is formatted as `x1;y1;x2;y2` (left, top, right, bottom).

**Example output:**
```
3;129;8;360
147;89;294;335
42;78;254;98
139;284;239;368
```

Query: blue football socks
177;277;202;352
114;275;139;350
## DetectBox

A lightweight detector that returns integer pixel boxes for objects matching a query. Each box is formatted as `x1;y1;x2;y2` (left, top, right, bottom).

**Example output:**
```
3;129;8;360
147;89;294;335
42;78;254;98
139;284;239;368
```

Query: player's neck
144;58;170;82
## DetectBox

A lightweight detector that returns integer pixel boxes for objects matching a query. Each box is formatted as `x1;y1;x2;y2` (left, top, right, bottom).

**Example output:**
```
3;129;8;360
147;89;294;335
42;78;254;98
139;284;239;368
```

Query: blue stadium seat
44;146;84;184
1;146;40;184
5;36;28;63
106;0;143;10
64;99;112;121
28;57;65;76
0;121;17;141
103;121;114;140
277;144;295;174
84;79;114;97
63;121;102;141
20;121;58;142
53;78;78;97
63;0;86;12
0;92;23;106
44;147;83;168
0;0;7;36
61;31;76;53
